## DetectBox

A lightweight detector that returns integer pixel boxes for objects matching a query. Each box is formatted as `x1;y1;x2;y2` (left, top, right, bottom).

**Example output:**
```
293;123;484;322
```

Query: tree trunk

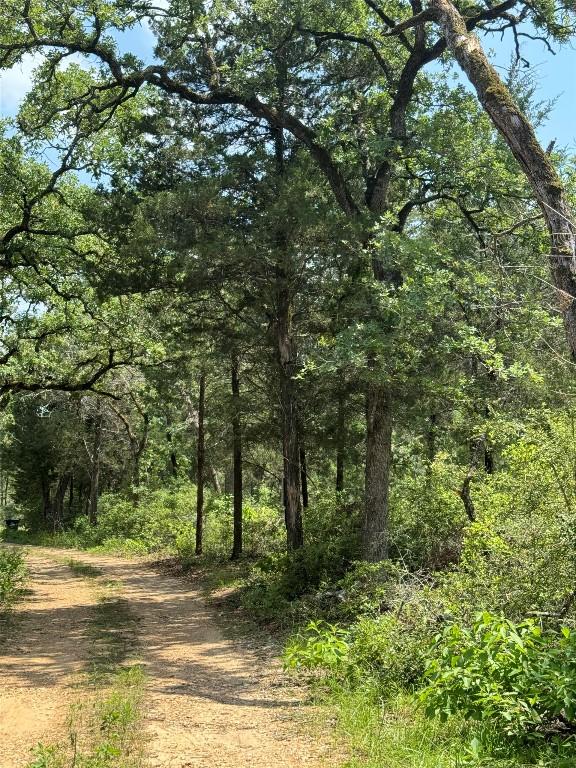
271;60;304;552
230;354;243;560
209;465;222;494
89;409;102;526
68;475;74;515
363;383;393;561
53;473;70;530
40;474;52;525
166;413;178;478
277;285;304;551
336;391;345;493
430;0;576;357
300;446;309;509
195;370;206;556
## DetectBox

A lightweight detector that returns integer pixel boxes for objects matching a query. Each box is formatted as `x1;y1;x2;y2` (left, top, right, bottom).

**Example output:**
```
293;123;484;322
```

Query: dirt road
0;547;330;768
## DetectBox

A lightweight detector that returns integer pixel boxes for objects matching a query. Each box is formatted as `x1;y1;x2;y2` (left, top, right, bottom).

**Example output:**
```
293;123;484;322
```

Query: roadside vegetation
0;548;27;614
2;0;576;765
6;408;576;766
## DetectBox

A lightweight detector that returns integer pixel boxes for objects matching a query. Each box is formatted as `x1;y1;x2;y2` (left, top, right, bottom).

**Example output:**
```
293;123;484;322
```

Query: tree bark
230;354;243;560
89;408;102;526
363;383;393;561
429;0;576;356
195;369;206;556
300;446;309;509
269;60;304;552
68;475;74;515
277;284;304;550
166;413;178;478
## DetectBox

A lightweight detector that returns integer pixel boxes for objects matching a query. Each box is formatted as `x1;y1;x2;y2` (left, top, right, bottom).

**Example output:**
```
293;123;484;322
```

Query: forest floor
0;546;334;768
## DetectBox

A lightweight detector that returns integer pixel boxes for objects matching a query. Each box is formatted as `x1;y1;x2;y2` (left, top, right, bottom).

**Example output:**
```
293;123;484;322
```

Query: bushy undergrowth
5;483;285;559
421;612;576;746
0;547;27;610
10;412;576;765
276;416;576;765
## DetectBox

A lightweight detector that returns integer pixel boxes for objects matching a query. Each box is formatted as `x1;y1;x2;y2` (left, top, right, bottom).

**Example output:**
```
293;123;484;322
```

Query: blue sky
0;21;574;151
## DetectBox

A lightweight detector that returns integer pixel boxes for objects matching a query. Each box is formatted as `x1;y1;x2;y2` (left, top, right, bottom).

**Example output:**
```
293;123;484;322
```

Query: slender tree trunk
271;57;303;551
40;475;52;526
209;465;222;494
166;413;178;478
277;285;304;550
430;0;576;356
89;409;102;526
361;248;395;560
363;383;393;561
53;473;70;530
68;475;74;514
230;354;243;560
195;370;206;556
300;447;309;509
336;391;345;493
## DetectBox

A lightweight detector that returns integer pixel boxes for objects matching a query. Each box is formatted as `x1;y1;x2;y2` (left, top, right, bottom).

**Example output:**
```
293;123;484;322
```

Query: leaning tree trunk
430;0;576;356
363;383;393;561
195;369;206;556
230;354;243;560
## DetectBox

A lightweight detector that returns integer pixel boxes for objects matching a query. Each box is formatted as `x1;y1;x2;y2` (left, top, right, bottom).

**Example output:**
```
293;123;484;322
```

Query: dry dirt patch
0;547;332;768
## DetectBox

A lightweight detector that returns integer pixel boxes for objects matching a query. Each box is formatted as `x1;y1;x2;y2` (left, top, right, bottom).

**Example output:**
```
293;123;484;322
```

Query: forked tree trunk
230;354;243;560
363;383;393;561
195;370;206;556
430;0;576;356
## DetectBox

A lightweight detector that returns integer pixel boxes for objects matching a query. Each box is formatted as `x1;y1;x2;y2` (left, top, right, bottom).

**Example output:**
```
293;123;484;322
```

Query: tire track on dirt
0;550;95;767
0;547;331;768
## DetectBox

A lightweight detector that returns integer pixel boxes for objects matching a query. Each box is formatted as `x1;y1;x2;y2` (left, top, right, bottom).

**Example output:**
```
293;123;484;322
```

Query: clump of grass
66;559;103;579
318;684;576;768
26;566;145;768
87;594;140;683
28;666;146;768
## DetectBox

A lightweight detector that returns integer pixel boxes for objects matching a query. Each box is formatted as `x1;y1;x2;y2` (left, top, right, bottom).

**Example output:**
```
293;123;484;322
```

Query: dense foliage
2;0;576;764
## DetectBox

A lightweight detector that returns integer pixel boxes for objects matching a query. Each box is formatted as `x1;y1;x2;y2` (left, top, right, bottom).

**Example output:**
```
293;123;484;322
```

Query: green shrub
0;547;27;610
284;620;350;670
346;613;427;690
96;485;196;552
421;611;576;746
389;451;468;569
437;415;576;624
